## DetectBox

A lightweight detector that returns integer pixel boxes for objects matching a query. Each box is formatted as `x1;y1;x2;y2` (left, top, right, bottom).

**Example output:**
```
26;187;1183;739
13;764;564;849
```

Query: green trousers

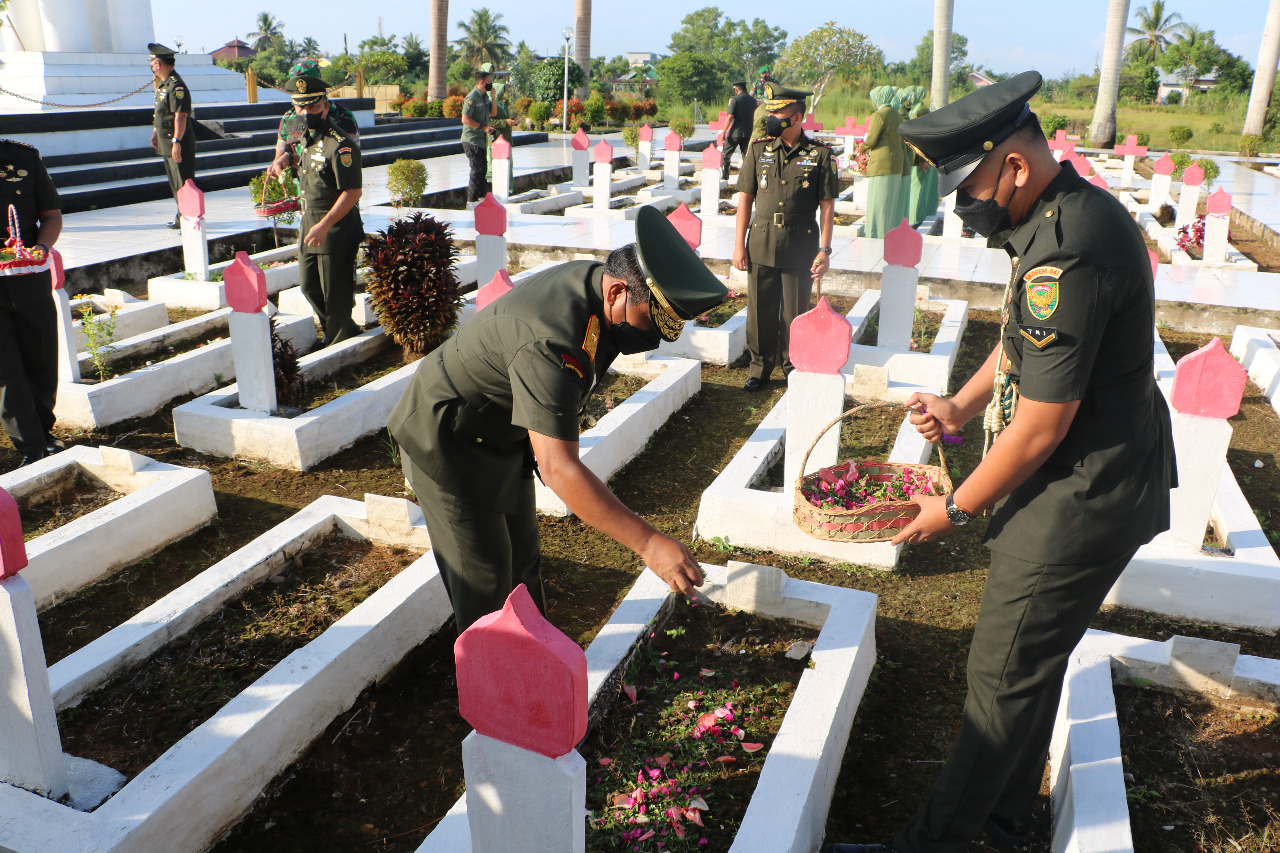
746;263;813;381
893;546;1139;852
162;142;197;202
912;165;940;226
863;174;901;239
298;240;360;345
403;455;545;634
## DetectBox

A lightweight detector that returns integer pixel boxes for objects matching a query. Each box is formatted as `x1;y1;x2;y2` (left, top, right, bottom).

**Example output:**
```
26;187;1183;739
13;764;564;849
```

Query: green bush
364;212;463;358
403;98;430;118
514;97;534;117
622;125;640;156
582;93;607;128
1165;90;1182;105
426;99;444;118
387;158;427;207
1167;125;1194;146
1208;121;1226;135
1239;133;1263;157
1195;157;1220;188
1041;113;1069;135
1169;151;1193;179
443;94;464;118
1115;130;1151;147
668;117;694;142
604;99;631;126
527;101;552;127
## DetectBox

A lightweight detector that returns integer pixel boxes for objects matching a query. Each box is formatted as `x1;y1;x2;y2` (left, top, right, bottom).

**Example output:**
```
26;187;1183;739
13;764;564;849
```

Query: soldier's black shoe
743;377;766;391
821;843;896;853
17;452;45;469
167;215;180;229
44;435;66;456
980;816;1034;851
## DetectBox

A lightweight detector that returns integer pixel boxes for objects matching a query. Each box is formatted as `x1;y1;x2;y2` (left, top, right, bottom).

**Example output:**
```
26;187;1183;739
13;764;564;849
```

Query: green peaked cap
633;206;728;342
148;43;176;60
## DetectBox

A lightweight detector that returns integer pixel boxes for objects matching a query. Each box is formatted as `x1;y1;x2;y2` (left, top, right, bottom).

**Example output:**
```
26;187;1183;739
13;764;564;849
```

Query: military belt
759;212;810;228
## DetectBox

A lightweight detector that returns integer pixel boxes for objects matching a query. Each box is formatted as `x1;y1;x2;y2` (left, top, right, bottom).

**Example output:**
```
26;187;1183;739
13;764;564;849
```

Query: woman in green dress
895;88;916;226
857;85;904;239
906;85;940;225
486;82;517;191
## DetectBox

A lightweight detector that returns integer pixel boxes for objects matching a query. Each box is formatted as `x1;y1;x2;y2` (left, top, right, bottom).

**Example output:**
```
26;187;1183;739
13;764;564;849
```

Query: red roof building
210;39;256;61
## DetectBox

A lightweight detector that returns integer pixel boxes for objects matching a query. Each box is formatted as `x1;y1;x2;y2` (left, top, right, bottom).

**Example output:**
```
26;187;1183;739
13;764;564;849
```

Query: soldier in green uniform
750;66;773;100
269;59;359;178
0;139;63;469
822;72;1176;853
732;81;838;391
721;82;754;180
283;73;364;347
388;207;728;633
460;63;498;203
149;44;196;229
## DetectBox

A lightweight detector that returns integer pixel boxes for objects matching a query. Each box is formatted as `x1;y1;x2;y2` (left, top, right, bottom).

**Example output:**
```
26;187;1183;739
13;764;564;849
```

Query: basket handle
794;400;949;492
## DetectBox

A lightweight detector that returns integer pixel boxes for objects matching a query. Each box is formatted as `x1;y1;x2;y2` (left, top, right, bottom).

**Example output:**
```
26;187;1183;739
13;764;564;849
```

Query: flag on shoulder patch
338;146;352;168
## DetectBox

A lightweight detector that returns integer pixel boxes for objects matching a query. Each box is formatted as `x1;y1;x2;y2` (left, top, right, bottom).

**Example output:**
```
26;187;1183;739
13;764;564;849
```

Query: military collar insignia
1019;324;1057;349
582;314;600;361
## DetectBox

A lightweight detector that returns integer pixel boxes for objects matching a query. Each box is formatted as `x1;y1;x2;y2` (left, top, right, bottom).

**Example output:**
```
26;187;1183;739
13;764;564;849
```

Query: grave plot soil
581;372;649;431
694;293;858;330
286;345;418;414
18;474;120;541
860;307;944;352
1115;684;1280;853
582;595;817;852
167;306;209;325
104;330;228;378
56;536;420;778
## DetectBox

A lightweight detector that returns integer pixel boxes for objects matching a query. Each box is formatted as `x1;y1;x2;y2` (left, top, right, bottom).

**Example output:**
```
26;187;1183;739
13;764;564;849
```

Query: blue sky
165;0;1275;79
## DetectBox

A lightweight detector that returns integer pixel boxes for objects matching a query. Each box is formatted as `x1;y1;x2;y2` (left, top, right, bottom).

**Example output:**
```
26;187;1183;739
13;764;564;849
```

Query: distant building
1157;69;1217;103
210;39;256;62
626;52;661;68
968;70;996;88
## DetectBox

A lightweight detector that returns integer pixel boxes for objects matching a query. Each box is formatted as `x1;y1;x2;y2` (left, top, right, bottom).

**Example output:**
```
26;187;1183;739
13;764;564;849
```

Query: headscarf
869;86;894;109
890;88;905;113
909;86;929;119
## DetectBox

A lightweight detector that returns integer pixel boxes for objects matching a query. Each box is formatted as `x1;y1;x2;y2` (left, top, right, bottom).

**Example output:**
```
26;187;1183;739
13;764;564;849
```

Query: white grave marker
224;252;277;415
700;145;722;216
592;138;613;212
474;193;509;289
1175;163;1204;231
637;123;654;171
878;220;923;351
570;128;591;187
785;297;853;488
1203;187;1231;263
663;131;683;190
177;179;209;281
1148;153;1176;211
49;249;80;383
491;136;512;203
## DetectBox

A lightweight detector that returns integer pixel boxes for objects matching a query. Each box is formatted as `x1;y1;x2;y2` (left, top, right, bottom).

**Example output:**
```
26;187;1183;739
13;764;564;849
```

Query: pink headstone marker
1070;153;1093;177
708;111;728;132
668;203;702;250
884;219;923;268
1048;129;1070;150
1153;153;1176;176
49;248;64;291
1089;173;1109;189
664;131;683;152
455;584;588;759
638;123;653;142
593;138;613;164
477;268;515;311
800;113;823;133
701;145;722;171
571;127;590;151
177;179;205;219
491;135;511;160
790;297;853;374
223;251;268;313
0;487;28;580
1182;164;1205;187
1206;187;1231;216
473;192;507;237
1114;135;1148;157
1148;248;1159;283
1060;142;1077;160
1170;337;1248;419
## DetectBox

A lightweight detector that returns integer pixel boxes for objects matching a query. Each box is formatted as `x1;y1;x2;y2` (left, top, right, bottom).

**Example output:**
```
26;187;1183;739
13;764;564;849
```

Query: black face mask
305;110;326;131
952;160;1015;239
610;291;663;354
484;81;493;91
765;112;794;138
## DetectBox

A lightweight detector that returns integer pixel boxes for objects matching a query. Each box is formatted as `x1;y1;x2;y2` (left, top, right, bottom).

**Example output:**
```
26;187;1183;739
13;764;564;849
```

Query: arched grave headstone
1203;187;1232;263
785;296;854;488
637;123;654;170
700;145;723;216
477;268;515;312
879;220;924;351
668;202;702;251
663;131;683;190
1149;153;1176;211
570;128;591;187
491;136;513;203
474;193;509;288
224;252;276;414
592;138;614;211
177;179;209;281
1175;164;1204;231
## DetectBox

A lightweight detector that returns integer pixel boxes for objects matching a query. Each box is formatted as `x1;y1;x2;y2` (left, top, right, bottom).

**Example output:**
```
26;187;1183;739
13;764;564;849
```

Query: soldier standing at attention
268;59;359;179
388;208;727;633
460;64;498;203
732;82;838;392
822;72;1176;853
149;43;196;229
721;82;755;181
282;73;364;347
751;66;773;100
748;67;774;145
0;138;63;469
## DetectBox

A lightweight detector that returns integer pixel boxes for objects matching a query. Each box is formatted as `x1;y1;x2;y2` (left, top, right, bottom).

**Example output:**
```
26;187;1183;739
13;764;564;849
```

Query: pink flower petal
685;808;706;827
697;712;719;728
623;685;638;703
699;668;715;677
714;707;729;718
673;822;686;839
715;755;736;763
655;753;672;767
687;796;709;811
639;830;656;841
599;757;613;766
687;700;698;709
741;743;764;753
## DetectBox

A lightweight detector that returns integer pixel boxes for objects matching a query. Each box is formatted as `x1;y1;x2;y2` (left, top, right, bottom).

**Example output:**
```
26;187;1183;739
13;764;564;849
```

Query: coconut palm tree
453;8;512;69
247;12;284;53
573;0;591;100
1125;0;1187;64
299;36;320;58
930;0;953;108
1089;0;1131;148
429;0;448;99
1244;0;1280;137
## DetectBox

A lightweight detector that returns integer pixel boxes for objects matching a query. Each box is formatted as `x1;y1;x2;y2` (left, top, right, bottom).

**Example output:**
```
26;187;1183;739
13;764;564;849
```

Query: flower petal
741;743;764;753
623;685;638;703
598;757;612;766
699;668;715;677
715;755;736;763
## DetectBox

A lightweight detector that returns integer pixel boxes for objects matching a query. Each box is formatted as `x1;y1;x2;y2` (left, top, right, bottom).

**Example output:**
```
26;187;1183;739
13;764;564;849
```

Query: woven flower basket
0;204;50;277
793;404;953;543
255;197;301;218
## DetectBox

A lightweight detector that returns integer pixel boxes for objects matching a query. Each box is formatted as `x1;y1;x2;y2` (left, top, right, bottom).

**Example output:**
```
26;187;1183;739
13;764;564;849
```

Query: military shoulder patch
1023;265;1062;321
752;136;775;145
561;352;585;378
338;146;353;168
1019;324;1058;349
582;315;600;361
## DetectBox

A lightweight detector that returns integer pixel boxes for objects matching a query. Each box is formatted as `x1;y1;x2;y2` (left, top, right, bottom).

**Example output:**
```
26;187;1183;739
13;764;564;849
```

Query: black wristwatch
945;494;972;527
818;246;832;254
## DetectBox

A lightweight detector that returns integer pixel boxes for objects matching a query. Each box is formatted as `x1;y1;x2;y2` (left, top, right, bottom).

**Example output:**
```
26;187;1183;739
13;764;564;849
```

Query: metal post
562;27;573;133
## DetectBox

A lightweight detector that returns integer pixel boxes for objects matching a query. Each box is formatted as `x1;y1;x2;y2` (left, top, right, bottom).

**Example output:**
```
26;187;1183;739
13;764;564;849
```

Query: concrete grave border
76;307;235;375
1050;628;1280;853
1230;325;1280;418
417;561;878;853
535;355;701;516
0;446;216;611
843;295;969;399
54;313;316;430
1120;194;1257;271
658;307;748;365
68;291;168;353
1103;333;1280;632
0;495;448;853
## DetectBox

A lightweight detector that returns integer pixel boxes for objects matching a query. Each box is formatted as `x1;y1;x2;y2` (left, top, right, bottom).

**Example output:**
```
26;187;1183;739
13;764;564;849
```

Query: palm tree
1245;0;1280;137
1125;0;1187;64
299;36;320;58
573;0;591;100
453;8;512;68
930;0;953;108
1089;0;1131;148
283;38;303;65
247;12;284;53
429;0;448;99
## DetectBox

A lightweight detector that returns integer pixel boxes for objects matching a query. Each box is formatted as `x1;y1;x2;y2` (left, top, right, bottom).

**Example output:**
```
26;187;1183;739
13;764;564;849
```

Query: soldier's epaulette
813;139;834;150
752;136;775;145
0;138;37;151
326;129;348;144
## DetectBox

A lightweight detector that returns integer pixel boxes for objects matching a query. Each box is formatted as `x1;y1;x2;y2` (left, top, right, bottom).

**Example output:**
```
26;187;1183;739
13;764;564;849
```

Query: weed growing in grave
381;428;401;467
709;536;732;553
270;317;307;409
79;305;118;381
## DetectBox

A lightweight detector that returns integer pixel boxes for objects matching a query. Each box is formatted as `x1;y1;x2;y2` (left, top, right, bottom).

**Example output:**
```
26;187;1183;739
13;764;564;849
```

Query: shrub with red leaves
364;212;463;358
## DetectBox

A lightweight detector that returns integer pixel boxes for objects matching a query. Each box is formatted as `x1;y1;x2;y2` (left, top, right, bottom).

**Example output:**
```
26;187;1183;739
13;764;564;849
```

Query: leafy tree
591;55;631;92
776;22;879;111
1214;50;1254;95
507;41;538;99
357;50;408;85
298;36;320;58
448;57;475;91
657;52;721;105
1125;0;1187;65
1160;26;1252;98
359;34;399;53
247;12;285;52
403;33;429;78
904;30;969;87
1119;60;1160;102
454;7;512;68
532;56;587;104
248;36;292;86
667;7;786;86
